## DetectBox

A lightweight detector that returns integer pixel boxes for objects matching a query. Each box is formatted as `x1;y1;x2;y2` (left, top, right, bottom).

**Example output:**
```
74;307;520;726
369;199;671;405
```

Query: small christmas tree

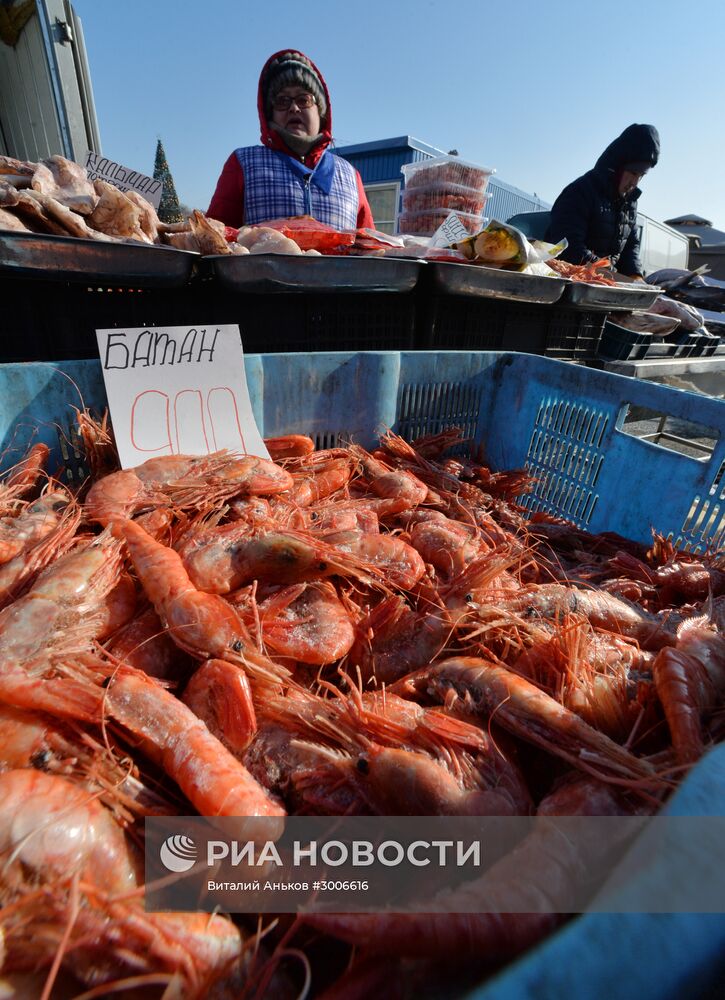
153;139;183;223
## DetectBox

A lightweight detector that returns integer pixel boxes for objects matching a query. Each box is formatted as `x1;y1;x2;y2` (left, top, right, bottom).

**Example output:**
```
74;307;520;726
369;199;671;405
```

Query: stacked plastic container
598;320;722;362
397;155;493;237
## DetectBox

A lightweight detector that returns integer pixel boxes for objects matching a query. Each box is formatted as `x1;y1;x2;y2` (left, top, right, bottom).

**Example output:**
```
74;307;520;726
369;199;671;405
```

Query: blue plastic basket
2;351;723;552
464;743;725;1000
1;350;723;997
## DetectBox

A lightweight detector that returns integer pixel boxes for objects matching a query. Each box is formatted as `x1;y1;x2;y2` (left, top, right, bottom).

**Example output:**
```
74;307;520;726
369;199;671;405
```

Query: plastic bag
648;295;704;332
454;220;567;274
609;311;681;336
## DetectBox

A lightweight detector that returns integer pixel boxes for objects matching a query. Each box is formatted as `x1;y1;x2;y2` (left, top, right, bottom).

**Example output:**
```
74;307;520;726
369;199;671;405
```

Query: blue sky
73;0;725;227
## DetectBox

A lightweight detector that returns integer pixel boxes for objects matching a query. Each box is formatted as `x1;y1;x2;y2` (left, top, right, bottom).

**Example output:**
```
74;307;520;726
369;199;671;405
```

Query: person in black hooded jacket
545;124;660;279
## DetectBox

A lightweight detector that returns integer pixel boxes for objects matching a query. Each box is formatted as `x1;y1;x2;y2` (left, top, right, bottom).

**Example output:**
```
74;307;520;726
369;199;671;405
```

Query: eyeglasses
272;93;317;111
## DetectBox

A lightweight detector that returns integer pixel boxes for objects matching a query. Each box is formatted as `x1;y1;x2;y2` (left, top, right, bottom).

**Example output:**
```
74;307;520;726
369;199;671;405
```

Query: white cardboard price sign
85;151;162;209
429;212;472;248
95;324;269;469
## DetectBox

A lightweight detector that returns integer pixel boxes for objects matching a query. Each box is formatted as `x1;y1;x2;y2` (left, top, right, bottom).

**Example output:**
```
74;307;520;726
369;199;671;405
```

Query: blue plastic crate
464;743;725;1000
1;351;724;551
0;351;723;998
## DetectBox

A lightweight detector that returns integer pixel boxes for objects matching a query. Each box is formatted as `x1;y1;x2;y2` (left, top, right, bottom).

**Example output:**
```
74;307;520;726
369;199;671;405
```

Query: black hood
594;124;660;174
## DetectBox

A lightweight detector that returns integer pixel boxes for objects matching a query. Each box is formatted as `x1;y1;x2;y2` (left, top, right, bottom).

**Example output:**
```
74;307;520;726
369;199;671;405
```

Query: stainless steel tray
563;280;661;312
198;253;422;293
0;232;197;286
427;262;567;304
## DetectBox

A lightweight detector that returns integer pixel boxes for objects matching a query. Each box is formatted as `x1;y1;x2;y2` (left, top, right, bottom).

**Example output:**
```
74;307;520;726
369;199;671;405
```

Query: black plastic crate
418;294;511;351
699;331;720;356
545;306;606;360
597;320;651;361
189;283;418;353
0;275;417;360
0;274;201;361
418;294;605;360
645;341;678;358
664;328;700;358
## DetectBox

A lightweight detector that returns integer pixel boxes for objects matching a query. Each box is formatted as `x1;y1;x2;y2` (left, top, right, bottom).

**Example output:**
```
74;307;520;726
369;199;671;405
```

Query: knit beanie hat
263;52;327;120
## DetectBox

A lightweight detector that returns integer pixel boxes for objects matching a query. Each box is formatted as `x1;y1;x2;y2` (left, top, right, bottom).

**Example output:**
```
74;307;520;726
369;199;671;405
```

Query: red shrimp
264;433;315;460
285;456;354;507
227;495;272;525
496;583;677;650
305;777;639;958
652;618;725;763
349;442;429;506
0;769;244;997
261;686;530;817
257;581;355;664
393;656;658;784
344;687;532;816
0;496;81;609
179;523;383;594
94;570;138;640
441;551;524;630
511;616;657;742
322;528;426;590
105;667;284;820
347;592;452;684
0;489;70;564
86;451;293;526
288;500;380;534
74;406;119;480
113;517;290;687
244;719;372;816
0;441;50;505
0;532;123;720
0;703;170;818
182;658;257;753
403;510;482;577
0;769;138;893
107;605;192;680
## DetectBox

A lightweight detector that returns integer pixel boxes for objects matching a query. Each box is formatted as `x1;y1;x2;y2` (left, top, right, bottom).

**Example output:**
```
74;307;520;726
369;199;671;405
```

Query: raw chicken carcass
88;180;150;242
27;190;115;241
124;189;160;242
0;180;19;207
188;210;232;255
31;156;98;215
236;226;302;255
158;220;193;234
0;155;34;188
164;231;200;252
0;207;31;232
11;190;71;236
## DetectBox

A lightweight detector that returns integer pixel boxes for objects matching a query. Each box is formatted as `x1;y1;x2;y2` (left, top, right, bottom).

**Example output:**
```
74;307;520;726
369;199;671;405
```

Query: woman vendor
207;49;373;230
546;123;660;280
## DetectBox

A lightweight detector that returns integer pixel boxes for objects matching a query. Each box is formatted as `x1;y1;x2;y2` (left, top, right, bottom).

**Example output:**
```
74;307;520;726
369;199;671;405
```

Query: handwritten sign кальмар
95;325;269;469
85;152;162;209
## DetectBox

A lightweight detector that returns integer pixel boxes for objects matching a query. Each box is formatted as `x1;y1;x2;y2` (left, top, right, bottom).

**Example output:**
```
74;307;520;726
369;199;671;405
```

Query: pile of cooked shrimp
0;421;723;999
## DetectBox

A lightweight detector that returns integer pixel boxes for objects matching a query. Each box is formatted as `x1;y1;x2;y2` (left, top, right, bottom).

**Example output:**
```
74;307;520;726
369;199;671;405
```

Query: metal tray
0;231;197;286
563;280;661;312
427;261;567;304
198;253;422;293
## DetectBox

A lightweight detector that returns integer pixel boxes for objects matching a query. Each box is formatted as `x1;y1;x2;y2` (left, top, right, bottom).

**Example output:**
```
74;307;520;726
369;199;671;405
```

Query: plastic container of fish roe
401;183;490;217
401;155;494;193
398;208;484;237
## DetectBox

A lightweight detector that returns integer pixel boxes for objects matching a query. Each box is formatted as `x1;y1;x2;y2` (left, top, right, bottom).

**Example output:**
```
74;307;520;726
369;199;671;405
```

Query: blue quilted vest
235;146;359;228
